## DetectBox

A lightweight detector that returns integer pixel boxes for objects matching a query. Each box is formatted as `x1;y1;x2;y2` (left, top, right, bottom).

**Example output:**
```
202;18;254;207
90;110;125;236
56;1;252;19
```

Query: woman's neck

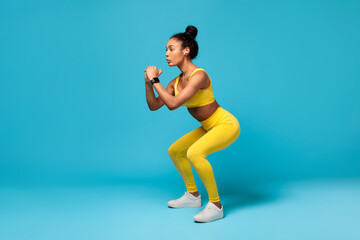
178;59;198;79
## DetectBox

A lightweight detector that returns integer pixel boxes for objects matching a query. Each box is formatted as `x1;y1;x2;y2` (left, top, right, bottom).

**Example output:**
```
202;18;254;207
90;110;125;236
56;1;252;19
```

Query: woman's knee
168;143;182;158
186;147;204;163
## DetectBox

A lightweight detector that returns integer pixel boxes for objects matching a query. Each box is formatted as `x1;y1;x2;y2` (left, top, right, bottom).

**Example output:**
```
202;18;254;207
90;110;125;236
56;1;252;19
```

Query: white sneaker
167;191;202;208
193;202;224;223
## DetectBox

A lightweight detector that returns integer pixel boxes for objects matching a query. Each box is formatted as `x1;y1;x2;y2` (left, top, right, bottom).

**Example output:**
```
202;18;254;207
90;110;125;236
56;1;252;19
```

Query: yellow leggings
168;107;240;203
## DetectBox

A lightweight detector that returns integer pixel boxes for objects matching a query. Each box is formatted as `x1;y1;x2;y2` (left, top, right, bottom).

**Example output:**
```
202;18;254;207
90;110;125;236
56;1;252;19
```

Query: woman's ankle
188;191;200;197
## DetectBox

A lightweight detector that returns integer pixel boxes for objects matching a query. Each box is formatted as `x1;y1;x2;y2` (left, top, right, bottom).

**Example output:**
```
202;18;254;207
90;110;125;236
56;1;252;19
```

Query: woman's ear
184;47;190;55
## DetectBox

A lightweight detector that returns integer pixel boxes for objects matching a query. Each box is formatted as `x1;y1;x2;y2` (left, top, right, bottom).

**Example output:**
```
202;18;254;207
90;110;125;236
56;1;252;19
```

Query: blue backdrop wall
1;0;359;186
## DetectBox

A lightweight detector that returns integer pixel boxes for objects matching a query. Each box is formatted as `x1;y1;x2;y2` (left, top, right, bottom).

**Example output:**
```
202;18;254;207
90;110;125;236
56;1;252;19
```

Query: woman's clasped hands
145;66;162;83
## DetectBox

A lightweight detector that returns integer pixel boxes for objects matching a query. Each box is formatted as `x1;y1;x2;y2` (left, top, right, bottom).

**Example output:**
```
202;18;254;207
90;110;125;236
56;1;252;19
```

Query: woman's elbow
166;98;181;111
167;106;176;111
167;103;179;111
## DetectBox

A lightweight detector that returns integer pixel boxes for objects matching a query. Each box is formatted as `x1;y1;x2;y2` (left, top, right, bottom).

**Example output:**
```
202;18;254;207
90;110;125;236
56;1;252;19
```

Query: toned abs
187;100;220;122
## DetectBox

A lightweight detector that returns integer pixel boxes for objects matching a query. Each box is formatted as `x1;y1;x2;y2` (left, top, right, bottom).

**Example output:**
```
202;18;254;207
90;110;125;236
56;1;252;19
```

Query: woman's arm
145;69;176;111
153;71;206;110
145;81;160;111
145;79;175;111
144;71;160;111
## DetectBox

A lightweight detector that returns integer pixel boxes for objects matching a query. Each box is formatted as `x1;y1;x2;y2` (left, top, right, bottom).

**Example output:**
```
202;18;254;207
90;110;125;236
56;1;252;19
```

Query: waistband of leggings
200;107;227;127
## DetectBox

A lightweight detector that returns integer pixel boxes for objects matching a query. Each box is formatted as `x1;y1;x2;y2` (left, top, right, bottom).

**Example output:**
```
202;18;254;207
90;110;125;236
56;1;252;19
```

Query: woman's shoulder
191;68;211;89
190;68;209;83
192;67;208;76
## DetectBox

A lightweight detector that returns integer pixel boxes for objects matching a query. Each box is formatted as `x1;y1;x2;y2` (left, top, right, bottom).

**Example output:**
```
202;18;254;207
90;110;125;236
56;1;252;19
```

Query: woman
144;25;240;223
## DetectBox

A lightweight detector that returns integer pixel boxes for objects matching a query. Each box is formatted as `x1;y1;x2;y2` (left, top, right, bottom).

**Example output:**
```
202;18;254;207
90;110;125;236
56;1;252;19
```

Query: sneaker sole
168;203;202;208
194;213;224;223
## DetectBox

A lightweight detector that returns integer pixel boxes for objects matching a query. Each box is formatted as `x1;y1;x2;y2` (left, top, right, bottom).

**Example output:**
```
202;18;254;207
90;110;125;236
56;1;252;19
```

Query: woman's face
165;38;188;66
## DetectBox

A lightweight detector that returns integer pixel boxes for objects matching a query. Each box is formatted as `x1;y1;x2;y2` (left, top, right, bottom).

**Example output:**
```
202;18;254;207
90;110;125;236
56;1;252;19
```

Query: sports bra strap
189;68;206;79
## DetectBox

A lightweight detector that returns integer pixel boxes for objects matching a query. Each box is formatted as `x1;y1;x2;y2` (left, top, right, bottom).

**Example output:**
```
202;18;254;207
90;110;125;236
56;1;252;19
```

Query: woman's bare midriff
187;100;220;122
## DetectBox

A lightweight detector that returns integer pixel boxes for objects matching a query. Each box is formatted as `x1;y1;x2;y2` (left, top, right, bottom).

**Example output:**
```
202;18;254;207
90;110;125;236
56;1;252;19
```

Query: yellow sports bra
174;68;215;108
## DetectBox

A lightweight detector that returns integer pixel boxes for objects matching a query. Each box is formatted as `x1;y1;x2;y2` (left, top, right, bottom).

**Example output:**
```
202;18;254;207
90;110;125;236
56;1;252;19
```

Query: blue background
1;0;359;239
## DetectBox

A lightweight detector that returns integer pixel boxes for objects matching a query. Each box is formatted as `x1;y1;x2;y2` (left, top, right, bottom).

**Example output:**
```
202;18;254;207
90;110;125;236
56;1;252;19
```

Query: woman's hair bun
185;25;198;40
170;25;199;59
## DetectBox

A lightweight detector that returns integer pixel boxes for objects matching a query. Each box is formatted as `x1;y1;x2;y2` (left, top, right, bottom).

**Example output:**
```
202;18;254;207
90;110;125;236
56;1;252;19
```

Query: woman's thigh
168;126;207;155
187;121;240;157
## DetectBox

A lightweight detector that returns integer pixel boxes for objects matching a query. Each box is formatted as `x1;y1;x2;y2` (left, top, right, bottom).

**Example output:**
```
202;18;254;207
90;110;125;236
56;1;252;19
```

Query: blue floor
1;177;359;240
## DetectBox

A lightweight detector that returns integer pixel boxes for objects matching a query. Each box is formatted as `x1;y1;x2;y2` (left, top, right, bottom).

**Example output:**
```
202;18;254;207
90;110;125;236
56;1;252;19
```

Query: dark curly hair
170;25;199;60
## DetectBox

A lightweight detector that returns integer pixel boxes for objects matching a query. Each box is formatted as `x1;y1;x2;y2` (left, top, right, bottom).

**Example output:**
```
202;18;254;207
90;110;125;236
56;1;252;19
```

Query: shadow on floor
218;180;280;215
